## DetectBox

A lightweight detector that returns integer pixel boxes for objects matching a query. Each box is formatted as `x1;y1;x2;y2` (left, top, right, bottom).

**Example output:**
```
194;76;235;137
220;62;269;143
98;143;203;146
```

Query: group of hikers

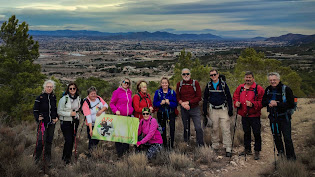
33;68;296;167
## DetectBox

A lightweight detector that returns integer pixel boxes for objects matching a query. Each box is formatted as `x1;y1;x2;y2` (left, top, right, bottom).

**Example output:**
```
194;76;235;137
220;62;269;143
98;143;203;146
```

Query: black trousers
241;116;262;151
60;119;79;162
87;126;99;150
270;115;296;160
157;111;176;148
35;123;55;162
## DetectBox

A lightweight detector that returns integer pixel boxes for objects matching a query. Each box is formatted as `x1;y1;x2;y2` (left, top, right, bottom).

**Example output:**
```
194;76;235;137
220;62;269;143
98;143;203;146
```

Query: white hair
181;68;190;73
267;72;280;80
43;79;56;92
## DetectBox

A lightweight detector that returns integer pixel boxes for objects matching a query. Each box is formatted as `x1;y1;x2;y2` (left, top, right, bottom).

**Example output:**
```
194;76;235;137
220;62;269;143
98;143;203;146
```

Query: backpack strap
65;95;69;105
282;85;287;103
179;80;183;93
192;80;196;92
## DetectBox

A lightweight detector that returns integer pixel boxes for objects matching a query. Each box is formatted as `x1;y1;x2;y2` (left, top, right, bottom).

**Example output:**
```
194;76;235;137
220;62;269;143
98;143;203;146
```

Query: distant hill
266;33;315;45
29;30;222;40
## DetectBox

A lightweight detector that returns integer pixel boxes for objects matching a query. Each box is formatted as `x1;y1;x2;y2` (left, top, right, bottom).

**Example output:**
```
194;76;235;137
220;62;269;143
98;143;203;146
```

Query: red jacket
233;82;264;117
176;79;202;109
132;92;153;119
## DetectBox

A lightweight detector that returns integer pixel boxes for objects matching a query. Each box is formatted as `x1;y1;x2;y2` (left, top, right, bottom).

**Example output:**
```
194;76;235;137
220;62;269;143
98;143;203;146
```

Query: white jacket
58;94;81;122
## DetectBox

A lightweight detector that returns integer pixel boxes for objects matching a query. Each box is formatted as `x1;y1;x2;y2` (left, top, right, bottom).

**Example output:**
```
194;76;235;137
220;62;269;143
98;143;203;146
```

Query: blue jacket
203;80;233;115
153;88;178;113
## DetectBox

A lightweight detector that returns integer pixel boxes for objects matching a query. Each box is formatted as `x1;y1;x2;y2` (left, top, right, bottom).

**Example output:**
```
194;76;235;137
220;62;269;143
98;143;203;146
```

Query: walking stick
74;119;77;162
41;122;46;173
270;107;278;170
34;120;42;157
165;106;171;149
230;108;238;159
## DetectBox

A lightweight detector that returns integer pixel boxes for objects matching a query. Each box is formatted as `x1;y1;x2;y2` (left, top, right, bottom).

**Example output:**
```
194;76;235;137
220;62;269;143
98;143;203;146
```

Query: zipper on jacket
48;94;52;124
126;90;129;116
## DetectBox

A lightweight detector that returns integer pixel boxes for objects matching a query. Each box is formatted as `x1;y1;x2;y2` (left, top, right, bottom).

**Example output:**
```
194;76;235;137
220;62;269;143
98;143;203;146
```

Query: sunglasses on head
182;73;190;76
142;112;150;115
69;87;76;90
210;74;217;77
123;81;130;85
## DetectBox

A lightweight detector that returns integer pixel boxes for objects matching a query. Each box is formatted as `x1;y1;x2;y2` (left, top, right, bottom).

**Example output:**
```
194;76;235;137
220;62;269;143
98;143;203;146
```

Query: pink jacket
110;87;134;116
82;96;107;125
137;116;163;145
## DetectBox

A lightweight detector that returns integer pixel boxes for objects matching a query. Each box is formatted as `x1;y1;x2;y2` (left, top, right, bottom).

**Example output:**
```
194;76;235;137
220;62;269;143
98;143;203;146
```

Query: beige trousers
210;108;232;152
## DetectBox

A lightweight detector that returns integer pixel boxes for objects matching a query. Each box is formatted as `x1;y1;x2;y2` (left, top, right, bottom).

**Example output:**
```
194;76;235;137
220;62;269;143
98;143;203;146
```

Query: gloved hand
228;110;233;117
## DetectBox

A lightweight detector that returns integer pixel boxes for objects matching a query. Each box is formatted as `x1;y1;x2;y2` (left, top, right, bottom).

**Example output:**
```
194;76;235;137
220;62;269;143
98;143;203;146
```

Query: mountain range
28;30;315;44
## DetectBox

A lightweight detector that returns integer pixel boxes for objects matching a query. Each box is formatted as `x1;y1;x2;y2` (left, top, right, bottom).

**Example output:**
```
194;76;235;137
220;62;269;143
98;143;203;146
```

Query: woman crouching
136;107;163;160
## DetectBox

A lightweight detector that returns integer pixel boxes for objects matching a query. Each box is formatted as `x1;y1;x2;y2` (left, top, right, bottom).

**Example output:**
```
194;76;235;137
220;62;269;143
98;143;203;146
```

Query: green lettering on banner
91;114;139;145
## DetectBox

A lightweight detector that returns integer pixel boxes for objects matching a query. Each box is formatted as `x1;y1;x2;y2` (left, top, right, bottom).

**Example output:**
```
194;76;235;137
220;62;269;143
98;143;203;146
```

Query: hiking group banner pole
230;108;239;159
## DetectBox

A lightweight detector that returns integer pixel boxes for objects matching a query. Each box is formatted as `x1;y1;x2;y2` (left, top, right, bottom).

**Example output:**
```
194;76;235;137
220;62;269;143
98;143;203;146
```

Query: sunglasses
123;81;130;85
182;73;190;76
210;74;217;77
69;87;76;90
142;112;150;115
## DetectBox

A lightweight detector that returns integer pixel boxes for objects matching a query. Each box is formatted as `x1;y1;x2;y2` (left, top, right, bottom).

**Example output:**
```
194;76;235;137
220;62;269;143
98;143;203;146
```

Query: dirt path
217;98;315;177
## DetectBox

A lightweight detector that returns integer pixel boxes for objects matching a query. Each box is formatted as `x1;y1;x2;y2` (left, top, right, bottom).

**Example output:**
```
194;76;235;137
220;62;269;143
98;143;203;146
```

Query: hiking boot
239;149;252;156
254;151;260;160
226;152;232;157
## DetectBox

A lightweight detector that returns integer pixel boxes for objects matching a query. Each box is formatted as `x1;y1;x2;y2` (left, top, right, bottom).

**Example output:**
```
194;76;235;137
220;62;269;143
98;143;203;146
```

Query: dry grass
169;151;193;170
277;159;308;177
194;145;216;164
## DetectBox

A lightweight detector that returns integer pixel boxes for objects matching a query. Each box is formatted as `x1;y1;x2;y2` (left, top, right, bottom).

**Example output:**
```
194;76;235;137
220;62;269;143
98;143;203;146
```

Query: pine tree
0;15;45;122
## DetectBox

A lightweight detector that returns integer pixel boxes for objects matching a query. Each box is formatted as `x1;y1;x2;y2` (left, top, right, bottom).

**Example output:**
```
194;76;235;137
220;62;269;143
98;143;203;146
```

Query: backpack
141;118;163;135
207;75;227;99
80;96;101;113
281;85;297;116
137;93;151;106
178;80;196;93
239;84;258;101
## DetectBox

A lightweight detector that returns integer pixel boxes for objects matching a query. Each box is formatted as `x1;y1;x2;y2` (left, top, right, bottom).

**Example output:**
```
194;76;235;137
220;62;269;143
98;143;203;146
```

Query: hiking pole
165;106;171;149
41;121;46;174
74;119;77;162
271;107;277;170
230;108;239;160
34;120;42;157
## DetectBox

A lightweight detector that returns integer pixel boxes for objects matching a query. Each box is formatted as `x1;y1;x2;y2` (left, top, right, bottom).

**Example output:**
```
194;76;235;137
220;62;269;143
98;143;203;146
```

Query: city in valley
35;36;306;84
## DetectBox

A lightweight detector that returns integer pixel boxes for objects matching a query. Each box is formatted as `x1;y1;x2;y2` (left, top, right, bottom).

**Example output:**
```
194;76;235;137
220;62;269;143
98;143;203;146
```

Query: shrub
277;159;308;177
194;145;216;164
169;152;193;170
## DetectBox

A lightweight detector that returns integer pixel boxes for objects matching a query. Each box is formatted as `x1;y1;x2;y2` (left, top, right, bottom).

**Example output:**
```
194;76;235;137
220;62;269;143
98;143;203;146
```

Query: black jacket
203;79;233;115
262;82;295;117
33;92;58;126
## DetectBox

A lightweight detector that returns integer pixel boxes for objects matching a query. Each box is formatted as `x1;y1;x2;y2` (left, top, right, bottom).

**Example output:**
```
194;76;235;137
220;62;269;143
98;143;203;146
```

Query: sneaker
239;149;252;156
226;152;232;157
254;151;260;160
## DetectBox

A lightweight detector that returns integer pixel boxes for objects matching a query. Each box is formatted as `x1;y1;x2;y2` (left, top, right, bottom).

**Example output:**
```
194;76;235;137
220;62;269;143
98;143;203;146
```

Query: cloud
0;0;314;37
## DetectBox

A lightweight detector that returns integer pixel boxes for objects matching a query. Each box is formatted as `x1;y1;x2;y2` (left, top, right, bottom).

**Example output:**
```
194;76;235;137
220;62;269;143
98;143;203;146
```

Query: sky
0;0;314;38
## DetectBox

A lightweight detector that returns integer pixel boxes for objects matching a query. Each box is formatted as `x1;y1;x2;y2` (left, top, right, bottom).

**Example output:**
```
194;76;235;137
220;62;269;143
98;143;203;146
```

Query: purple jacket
110;87;134;116
138;116;163;145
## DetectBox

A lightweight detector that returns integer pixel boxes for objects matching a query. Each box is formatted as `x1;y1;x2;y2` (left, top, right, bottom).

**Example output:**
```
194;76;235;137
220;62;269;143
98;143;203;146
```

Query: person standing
33;80;58;165
58;82;81;164
203;69;233;157
176;68;204;146
153;77;177;148
262;72;296;160
82;86;108;152
133;81;153;119
233;71;264;160
110;78;134;157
